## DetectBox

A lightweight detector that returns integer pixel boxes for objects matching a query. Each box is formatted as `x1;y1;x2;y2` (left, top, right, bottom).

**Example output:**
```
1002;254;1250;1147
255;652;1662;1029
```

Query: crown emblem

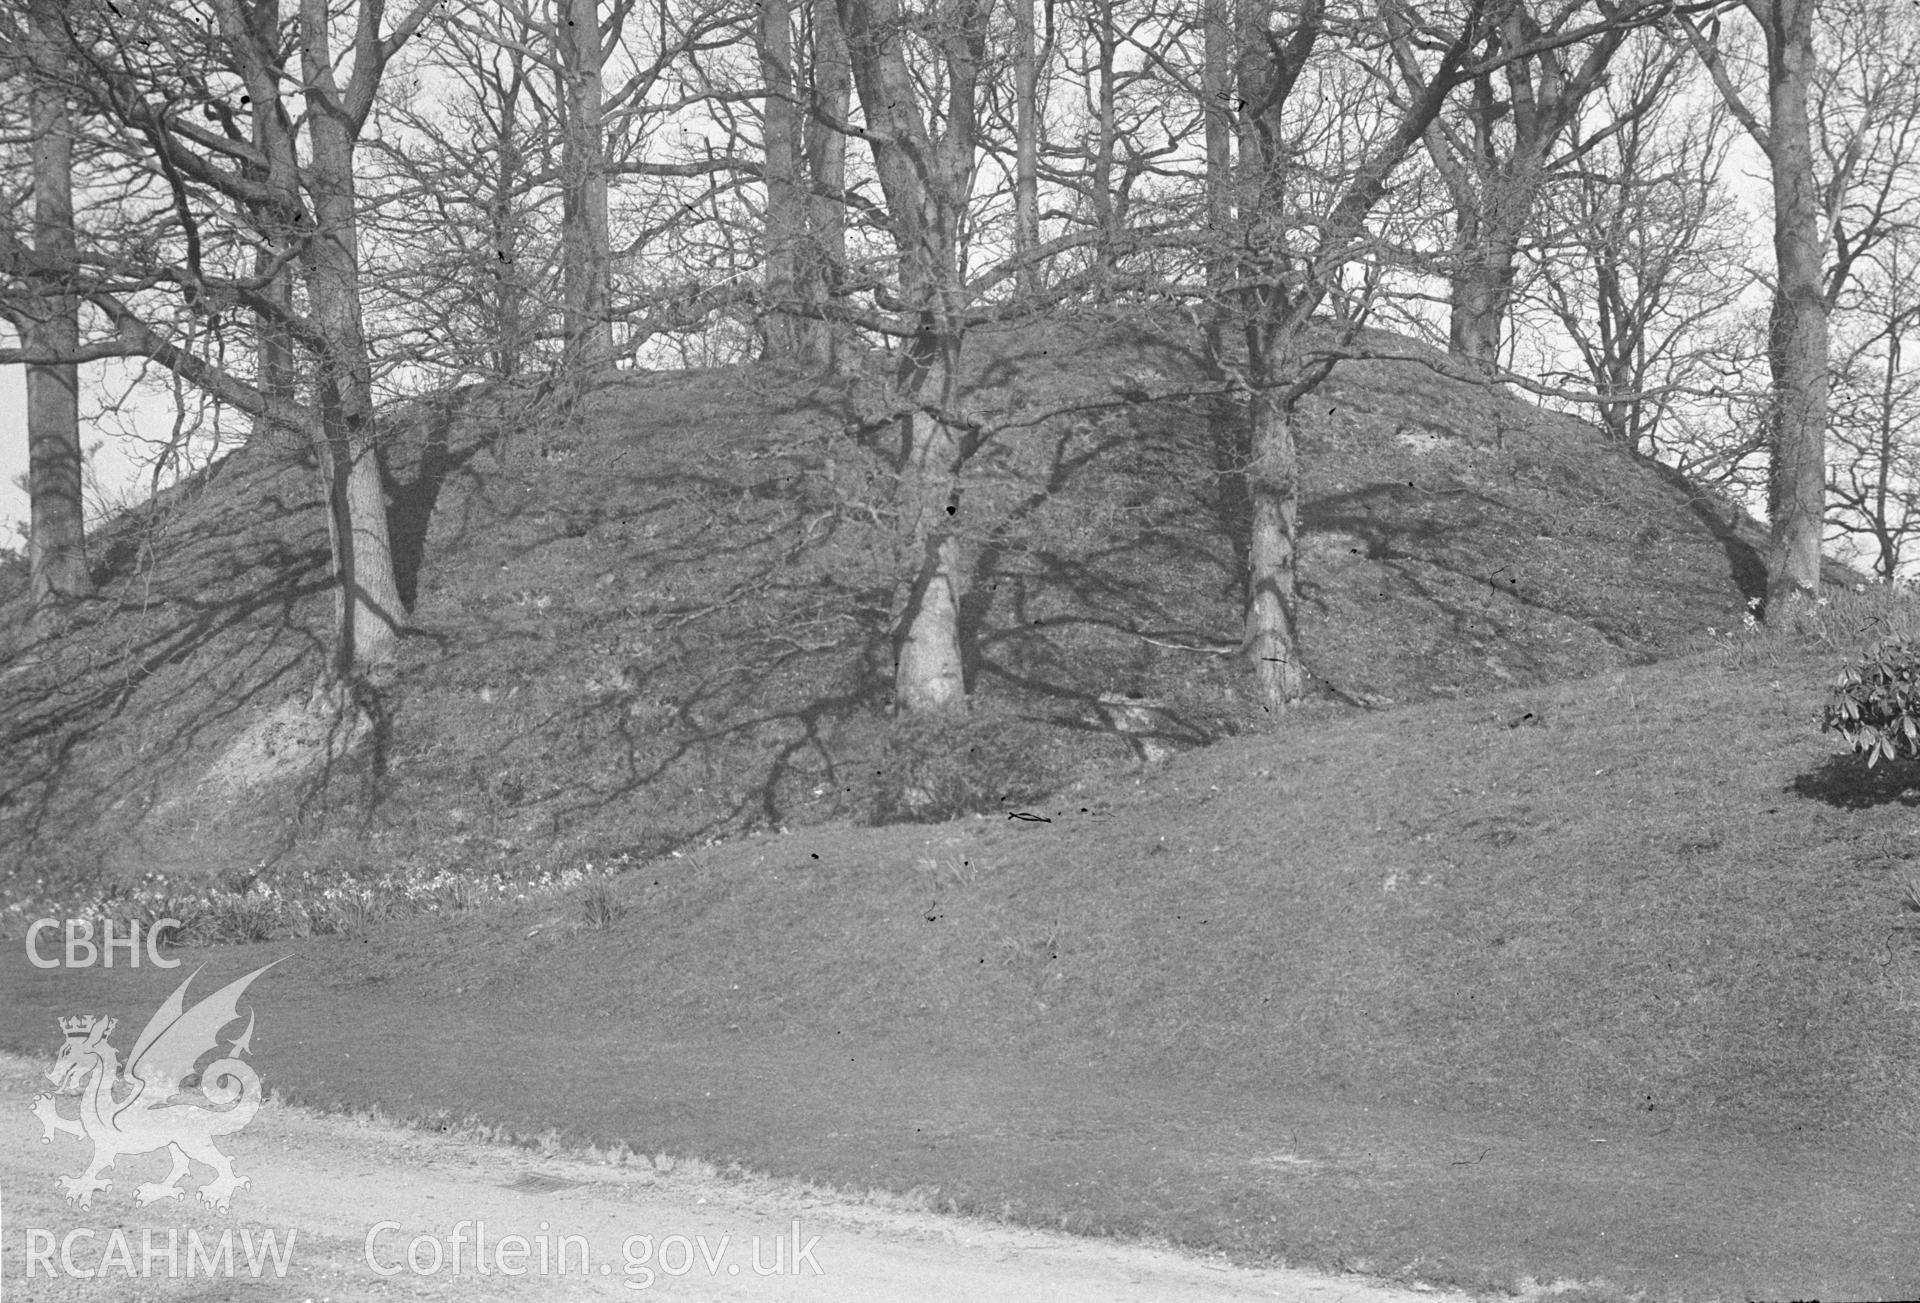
57;1015;109;1039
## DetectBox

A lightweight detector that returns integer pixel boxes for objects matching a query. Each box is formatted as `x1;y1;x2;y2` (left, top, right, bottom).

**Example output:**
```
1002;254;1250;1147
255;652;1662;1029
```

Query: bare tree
367;4;560;391
558;0;614;397
759;0;857;366
1827;228;1920;580
1808;0;1920;320
207;0;303;451
1036;0;1191;294
1077;0;1124;289
362;0;754;398
1684;0;1920;604
1403;0;1635;368
1210;0;1691;711
1811;0;1920;578
1201;0;1233;356
292;0;445;674
16;0;93;617
757;0;808;359
0;0;441;677
1523;30;1757;458
801;0;852;364
1010;0;1040;293
1683;0;1830;607
1221;0;1485;710
835;0;994;712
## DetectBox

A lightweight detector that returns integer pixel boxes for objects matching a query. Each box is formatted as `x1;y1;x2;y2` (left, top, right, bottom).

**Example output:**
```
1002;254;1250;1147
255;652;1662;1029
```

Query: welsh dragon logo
30;959;283;1212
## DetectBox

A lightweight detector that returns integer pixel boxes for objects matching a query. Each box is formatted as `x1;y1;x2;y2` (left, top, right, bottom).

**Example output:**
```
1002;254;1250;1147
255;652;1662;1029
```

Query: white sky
0;367;25;545
1;361;155;546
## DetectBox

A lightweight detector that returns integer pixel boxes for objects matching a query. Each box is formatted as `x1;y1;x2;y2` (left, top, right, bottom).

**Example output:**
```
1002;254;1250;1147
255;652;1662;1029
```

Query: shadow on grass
1787;754;1920;808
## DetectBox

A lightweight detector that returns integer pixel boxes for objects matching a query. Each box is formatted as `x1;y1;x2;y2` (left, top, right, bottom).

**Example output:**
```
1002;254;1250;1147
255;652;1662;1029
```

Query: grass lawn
10;624;1920;1302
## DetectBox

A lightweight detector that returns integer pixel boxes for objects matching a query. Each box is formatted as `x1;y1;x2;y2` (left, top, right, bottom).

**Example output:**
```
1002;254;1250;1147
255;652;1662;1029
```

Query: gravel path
0;1053;1476;1303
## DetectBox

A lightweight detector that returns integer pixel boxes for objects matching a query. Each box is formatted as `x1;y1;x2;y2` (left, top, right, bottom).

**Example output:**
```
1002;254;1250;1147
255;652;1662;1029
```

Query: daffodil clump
1;854;637;946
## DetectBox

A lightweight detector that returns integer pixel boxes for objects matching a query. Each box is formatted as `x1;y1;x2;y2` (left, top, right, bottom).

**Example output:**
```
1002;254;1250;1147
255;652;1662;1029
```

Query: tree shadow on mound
385;388;490;609
0;441;346;877
1639;458;1767;608
1787;755;1920;809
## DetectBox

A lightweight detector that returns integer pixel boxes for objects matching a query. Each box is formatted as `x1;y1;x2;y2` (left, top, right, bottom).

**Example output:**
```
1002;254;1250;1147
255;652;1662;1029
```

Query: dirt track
0;1054;1476;1303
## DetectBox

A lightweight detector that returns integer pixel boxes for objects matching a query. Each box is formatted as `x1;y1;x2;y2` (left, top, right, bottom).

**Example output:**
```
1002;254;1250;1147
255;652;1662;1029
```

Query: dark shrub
1824;638;1920;767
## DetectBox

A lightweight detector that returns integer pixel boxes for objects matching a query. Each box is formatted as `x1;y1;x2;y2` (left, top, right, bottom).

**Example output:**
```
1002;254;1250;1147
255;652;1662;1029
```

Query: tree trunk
1200;0;1247;559
304;267;405;673
237;3;302;450
801;0;850;368
888;341;970;718
252;250;299;448
23;0;92;616
490;99;527;382
1757;0;1828;607
300;14;405;674
1219;0;1484;713
204;0;302;448
1012;0;1039;295
559;0;612;396
1447;248;1515;367
1201;0;1233;350
1231;0;1307;714
1436;129;1544;371
1242;337;1304;711
1089;0;1119;292
1872;327;1900;579
759;0;806;360
894;365;967;712
837;0;983;711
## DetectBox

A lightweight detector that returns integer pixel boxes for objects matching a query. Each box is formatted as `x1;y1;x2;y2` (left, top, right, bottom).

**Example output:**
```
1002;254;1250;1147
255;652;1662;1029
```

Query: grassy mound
0;314;1806;915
